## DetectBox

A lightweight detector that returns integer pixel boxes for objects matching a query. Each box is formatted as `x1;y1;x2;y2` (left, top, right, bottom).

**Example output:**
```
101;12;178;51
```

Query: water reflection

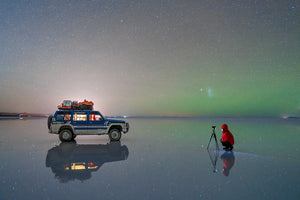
207;149;235;176
220;151;235;176
45;141;129;183
207;148;220;173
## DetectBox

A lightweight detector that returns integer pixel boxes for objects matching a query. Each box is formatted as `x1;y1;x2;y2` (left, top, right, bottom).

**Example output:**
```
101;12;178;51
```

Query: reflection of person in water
220;124;234;151
221;151;235;176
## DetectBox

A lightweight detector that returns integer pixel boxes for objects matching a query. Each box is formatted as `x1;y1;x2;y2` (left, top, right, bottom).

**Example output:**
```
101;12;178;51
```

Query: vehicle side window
73;112;87;121
89;114;102;121
56;113;71;121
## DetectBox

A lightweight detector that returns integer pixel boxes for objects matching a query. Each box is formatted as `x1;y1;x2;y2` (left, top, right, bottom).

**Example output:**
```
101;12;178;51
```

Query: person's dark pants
221;141;233;150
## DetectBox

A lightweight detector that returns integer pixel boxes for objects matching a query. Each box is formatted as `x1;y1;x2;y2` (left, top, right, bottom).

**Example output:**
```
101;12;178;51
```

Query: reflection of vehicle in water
221;151;235;176
45;141;129;183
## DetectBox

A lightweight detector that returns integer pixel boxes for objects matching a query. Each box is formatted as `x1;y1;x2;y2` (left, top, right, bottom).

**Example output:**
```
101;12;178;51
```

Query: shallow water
0;118;299;200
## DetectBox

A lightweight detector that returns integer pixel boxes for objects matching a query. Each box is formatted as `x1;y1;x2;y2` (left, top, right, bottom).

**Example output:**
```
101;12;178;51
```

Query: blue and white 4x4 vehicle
48;110;129;142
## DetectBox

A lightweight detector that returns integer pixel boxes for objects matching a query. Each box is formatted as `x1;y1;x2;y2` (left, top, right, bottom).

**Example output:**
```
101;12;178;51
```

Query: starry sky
0;0;299;117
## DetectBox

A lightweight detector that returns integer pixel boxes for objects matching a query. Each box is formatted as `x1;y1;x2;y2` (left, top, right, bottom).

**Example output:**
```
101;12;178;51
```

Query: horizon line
0;112;298;120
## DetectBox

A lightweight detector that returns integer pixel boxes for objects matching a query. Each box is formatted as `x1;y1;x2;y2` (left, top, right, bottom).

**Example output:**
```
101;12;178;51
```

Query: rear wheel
59;129;73;142
109;128;121;141
47;115;53;129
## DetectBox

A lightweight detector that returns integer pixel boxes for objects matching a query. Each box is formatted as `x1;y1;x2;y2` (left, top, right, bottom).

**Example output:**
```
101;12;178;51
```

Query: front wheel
109;129;121;141
59;129;73;142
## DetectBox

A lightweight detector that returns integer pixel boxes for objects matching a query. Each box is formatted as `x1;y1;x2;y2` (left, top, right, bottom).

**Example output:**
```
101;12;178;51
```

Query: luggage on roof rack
58;99;94;110
57;100;73;110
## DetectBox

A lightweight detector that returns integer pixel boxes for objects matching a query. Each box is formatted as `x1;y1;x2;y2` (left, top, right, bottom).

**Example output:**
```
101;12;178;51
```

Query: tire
109;128;121;141
47;115;53;129
59;129;73;142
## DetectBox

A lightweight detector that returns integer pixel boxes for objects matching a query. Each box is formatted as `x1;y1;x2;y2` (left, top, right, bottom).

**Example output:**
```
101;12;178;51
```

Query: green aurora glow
0;0;299;117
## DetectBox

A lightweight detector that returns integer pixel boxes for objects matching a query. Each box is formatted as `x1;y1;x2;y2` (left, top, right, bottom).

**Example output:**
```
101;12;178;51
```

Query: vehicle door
72;111;89;134
88;111;107;134
52;111;71;133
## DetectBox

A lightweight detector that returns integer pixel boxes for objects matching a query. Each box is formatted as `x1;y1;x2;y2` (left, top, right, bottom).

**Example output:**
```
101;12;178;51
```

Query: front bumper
122;122;129;133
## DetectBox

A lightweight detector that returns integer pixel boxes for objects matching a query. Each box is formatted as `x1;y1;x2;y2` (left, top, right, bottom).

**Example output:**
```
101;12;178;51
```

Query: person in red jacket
220;124;234;151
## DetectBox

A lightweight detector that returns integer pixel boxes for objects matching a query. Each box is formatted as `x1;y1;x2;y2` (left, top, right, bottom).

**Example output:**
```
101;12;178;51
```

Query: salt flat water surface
0;118;299;200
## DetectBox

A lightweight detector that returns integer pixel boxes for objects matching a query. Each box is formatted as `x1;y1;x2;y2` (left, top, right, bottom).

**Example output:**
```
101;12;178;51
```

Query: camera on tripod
207;125;219;150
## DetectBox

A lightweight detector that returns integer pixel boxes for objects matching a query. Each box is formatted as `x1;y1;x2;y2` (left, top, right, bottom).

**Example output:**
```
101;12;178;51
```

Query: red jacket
221;124;234;145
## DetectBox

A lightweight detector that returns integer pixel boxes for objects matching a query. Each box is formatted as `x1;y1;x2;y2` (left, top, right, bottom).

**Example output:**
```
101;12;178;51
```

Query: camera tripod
207;126;220;173
207;126;219;150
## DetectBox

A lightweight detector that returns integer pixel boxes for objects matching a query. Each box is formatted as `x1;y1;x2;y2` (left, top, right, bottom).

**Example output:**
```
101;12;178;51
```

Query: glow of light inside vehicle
87;162;98;169
71;162;86;170
88;166;98;170
73;114;87;121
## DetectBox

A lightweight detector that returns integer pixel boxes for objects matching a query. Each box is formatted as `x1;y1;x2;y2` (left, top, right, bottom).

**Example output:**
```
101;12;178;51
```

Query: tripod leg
207;133;214;149
213;133;219;150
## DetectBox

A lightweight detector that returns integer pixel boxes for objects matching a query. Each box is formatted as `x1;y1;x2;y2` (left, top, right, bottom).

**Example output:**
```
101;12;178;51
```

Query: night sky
0;0;299;117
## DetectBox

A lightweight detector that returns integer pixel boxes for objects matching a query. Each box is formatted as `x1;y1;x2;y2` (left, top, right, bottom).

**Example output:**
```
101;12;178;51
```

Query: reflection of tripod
207;126;220;173
207;126;219;150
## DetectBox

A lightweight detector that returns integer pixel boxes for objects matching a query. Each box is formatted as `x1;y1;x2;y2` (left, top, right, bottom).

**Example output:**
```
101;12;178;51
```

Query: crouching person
220;124;234;151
